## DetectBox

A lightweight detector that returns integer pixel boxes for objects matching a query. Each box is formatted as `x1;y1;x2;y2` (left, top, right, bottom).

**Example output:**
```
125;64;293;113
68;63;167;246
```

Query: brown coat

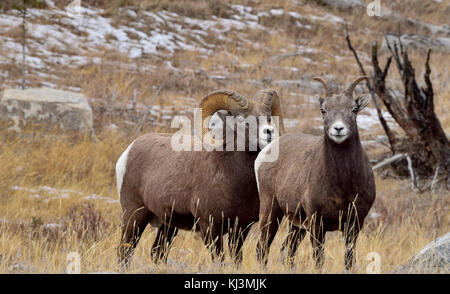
258;132;375;231
121;133;260;232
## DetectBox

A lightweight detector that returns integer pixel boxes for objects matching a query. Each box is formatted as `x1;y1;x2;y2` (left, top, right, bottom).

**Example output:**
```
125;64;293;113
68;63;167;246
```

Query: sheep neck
216;150;259;171
322;132;365;191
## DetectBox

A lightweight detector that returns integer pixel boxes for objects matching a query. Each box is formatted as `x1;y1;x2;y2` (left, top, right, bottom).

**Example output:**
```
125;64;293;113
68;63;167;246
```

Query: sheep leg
310;221;326;270
256;198;283;266
202;225;225;263
228;227;250;265
281;225;307;267
151;224;178;264
117;206;151;270
343;226;359;270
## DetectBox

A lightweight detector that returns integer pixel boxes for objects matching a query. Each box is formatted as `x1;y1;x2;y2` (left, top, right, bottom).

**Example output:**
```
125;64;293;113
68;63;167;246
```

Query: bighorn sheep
116;89;284;267
255;77;376;270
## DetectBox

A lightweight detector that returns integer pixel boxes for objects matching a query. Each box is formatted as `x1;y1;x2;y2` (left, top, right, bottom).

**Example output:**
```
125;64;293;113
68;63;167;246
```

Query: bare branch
348;30;448;185
382;56;392;80
345;23;368;79
372;153;407;171
345;28;397;152
406;155;416;190
371;42;414;137
383;33;403;73
423;49;433;113
431;163;440;193
397;23;404;54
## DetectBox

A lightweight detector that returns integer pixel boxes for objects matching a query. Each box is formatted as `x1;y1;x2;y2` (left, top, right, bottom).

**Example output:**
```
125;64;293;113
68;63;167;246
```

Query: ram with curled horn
115;87;285;268
255;76;376;270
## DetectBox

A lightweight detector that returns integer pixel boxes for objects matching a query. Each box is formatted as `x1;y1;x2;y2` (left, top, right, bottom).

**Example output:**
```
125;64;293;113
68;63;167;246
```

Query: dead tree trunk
346;28;450;190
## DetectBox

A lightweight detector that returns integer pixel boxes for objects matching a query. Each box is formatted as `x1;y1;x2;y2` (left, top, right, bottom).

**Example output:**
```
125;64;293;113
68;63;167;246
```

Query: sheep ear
355;94;370;112
316;95;324;106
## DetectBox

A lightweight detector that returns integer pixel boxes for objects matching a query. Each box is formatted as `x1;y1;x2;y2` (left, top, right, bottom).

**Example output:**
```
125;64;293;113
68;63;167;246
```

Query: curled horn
198;89;248;146
253;89;285;135
312;77;330;97
345;76;369;97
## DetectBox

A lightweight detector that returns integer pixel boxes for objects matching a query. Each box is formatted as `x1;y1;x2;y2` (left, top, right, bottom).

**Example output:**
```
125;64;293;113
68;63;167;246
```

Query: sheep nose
334;126;344;133
262;127;274;141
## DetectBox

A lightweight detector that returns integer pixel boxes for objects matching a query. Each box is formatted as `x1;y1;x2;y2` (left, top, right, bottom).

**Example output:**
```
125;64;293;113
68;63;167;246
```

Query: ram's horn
253;89;285;135
312;77;331;98
198;89;248;146
345;76;369;97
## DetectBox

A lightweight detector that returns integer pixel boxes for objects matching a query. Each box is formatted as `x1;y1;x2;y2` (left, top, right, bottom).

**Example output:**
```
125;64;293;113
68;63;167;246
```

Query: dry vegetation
0;0;448;273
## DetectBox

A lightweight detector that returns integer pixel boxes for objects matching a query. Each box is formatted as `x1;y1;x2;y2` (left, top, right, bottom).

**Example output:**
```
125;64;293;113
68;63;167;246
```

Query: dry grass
0;124;448;274
0;0;448;273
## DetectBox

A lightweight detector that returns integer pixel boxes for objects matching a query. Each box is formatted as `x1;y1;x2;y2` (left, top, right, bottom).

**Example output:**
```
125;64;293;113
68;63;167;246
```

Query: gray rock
0;87;93;132
317;0;365;10
392;232;450;273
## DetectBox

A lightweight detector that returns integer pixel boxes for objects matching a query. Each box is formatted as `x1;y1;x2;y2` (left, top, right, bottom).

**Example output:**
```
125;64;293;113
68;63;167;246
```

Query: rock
392;232;450;273
317;0;365;10
382;34;450;53
0;87;93;132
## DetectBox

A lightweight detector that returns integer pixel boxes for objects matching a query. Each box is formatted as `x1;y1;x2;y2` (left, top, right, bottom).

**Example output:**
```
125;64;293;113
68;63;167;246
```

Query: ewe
255;77;375;270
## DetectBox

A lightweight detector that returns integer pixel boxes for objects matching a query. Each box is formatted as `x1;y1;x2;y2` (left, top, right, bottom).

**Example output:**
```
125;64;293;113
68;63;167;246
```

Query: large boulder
0;87;93;132
392;232;450;273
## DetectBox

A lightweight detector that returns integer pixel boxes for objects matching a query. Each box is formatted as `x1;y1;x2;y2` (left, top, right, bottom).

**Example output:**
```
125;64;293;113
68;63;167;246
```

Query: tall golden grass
0;0;448;273
0;122;448;273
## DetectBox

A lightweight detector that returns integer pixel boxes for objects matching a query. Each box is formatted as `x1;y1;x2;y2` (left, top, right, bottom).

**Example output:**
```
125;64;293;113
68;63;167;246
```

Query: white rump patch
115;140;135;199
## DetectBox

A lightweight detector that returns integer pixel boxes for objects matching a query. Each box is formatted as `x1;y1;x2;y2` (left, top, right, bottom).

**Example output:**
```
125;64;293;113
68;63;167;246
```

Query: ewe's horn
312;77;330;97
198;89;248;146
253;89;285;135
345;76;369;97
